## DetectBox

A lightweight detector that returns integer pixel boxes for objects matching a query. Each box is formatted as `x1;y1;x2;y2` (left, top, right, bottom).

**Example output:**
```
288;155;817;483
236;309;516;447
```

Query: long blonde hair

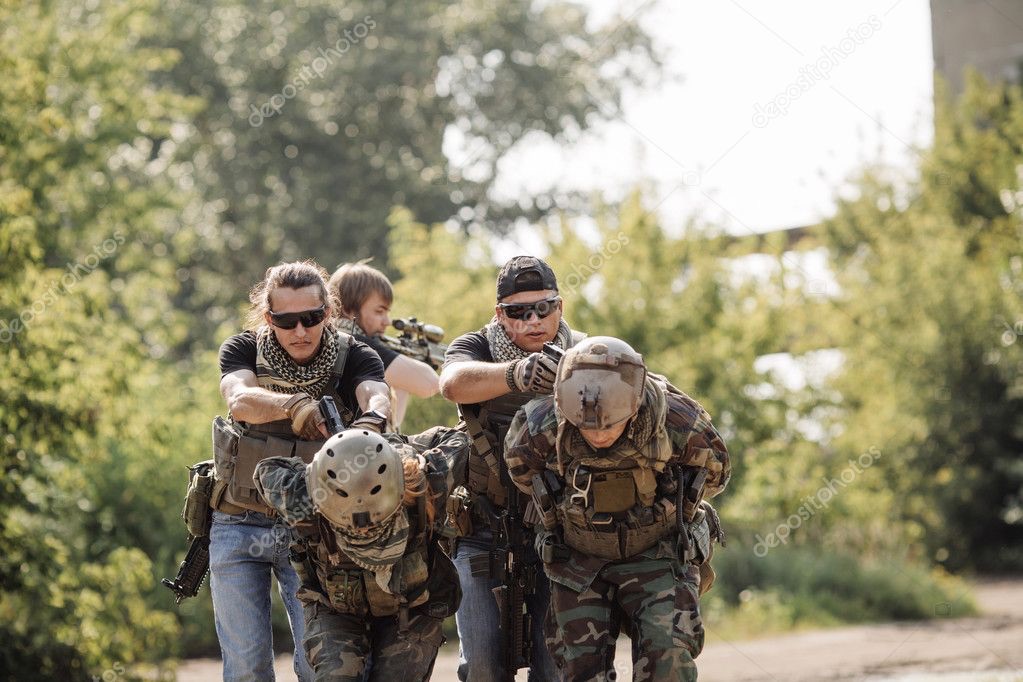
400;457;435;527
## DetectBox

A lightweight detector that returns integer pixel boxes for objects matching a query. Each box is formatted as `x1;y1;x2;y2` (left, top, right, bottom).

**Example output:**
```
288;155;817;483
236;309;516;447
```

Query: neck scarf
255;325;339;398
485;317;573;363
334;507;411;594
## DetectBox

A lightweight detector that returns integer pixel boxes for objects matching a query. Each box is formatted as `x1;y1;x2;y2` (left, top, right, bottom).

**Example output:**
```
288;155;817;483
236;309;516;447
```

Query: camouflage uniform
254;426;469;682
504;380;730;682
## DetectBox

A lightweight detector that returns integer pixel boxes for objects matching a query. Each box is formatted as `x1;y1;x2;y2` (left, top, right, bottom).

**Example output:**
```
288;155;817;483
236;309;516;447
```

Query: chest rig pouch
210;337;351;515
556;462;677;561
460;389;533;509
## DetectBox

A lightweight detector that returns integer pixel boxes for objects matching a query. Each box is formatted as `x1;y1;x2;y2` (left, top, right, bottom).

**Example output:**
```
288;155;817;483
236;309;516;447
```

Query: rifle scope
392;317;445;344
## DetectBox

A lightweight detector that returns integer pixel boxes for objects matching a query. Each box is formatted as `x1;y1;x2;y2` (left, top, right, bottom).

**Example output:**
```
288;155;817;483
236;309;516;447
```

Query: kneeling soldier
504;337;731;682
254;426;468;681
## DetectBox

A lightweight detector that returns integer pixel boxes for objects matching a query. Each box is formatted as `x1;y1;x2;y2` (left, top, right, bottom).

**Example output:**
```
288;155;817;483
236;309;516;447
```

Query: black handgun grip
318;396;345;435
541;342;564;362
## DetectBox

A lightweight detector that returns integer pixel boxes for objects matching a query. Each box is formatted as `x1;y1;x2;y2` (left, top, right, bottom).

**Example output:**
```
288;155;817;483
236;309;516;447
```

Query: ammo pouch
319;549;434;618
445;485;474;538
322;568;370;617
558;499;676;561
212;416;322;515
181;459;217;537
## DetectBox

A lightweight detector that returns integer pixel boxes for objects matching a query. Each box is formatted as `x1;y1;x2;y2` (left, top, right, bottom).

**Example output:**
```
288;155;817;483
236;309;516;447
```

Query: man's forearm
439;361;513;403
356;380;392;416
227;387;293;424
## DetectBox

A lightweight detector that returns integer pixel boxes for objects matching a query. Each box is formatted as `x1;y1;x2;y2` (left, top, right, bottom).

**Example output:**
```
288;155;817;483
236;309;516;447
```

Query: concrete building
931;0;1023;94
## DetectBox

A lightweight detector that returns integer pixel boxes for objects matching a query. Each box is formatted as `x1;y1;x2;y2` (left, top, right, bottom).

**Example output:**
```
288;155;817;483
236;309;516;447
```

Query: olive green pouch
182;460;216;537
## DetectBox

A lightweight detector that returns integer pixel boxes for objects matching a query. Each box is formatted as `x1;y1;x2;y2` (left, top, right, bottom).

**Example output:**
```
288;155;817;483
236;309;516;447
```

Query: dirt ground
175;579;1023;681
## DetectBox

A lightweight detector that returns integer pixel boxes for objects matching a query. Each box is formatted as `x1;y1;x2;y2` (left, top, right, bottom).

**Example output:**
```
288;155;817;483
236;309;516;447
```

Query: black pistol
319;396;345;435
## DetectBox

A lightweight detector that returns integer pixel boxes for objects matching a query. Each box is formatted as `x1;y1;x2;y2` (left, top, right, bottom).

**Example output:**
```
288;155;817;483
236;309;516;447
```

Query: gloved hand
283;393;326;440
349;410;388;434
508;352;559;393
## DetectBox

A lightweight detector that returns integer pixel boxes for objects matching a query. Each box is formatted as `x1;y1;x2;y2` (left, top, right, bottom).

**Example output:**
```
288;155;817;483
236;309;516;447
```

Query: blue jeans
453;531;557;682
209;510;314;682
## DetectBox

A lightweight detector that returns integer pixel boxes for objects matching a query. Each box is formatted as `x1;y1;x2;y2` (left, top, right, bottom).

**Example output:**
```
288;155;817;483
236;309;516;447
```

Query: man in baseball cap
439;255;586;681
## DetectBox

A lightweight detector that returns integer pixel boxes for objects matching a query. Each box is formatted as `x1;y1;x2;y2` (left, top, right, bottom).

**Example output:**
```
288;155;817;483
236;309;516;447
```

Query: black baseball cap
496;256;558;301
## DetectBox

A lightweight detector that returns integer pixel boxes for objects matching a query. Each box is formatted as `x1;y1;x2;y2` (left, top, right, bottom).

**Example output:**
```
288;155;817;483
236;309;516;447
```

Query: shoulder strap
333;330;352;378
459;406;501;478
329;331;354;424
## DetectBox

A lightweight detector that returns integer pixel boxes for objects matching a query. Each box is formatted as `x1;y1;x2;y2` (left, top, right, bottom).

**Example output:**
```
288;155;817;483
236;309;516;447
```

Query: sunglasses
269;306;327;329
498;296;561;320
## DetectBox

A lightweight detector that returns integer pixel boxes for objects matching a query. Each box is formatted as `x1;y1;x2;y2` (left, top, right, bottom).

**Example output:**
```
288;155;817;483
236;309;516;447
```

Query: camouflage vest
211;334;351;514
537;379;680;560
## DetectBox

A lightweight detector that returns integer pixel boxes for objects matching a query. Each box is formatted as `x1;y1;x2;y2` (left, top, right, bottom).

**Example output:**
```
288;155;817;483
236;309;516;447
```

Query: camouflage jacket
255;427;468;526
254;427;469;608
504;378;730;591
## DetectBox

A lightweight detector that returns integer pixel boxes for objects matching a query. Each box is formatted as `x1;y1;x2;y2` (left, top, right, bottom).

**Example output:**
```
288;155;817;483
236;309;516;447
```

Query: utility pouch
561;520;621;559
211;416;239;483
591;471;636;513
421;547;461;618
364;552;430;617
323;569;369;616
445;486;474;538
182;460;216;537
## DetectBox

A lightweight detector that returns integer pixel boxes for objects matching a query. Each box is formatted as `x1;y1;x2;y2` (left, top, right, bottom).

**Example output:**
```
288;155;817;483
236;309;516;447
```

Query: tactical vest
460;388;537;508
291;473;459;620
554;460;678;561
211;333;352;515
461;331;585;509
540;382;679;561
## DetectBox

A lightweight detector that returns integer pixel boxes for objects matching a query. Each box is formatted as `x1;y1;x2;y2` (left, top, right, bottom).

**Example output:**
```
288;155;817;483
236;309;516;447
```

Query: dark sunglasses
269;306;327;329
498;296;561;320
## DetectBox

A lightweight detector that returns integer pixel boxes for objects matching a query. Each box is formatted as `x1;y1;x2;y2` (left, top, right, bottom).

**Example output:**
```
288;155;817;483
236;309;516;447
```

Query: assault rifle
469;468;537;681
162;398;344;603
380;317;448;370
162;532;210;604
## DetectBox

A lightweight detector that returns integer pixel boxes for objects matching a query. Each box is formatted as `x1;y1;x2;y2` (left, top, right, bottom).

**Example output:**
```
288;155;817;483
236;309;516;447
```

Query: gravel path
176;579;1023;681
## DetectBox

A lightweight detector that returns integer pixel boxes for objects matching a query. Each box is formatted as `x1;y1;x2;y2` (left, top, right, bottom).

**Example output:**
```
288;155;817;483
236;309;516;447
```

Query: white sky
488;0;934;238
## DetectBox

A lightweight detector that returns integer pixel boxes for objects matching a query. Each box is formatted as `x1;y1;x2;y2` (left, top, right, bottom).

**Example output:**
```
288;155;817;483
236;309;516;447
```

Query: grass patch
701;546;975;640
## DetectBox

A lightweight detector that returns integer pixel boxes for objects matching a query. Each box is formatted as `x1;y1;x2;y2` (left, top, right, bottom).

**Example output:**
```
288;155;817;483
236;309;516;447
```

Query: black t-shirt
442;329;494;369
442;329;496;415
218;330;385;416
361;334;400;370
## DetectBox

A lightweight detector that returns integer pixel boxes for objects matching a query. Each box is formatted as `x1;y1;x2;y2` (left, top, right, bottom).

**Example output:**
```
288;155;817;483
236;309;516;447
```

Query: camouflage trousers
546;559;704;682
301;602;445;681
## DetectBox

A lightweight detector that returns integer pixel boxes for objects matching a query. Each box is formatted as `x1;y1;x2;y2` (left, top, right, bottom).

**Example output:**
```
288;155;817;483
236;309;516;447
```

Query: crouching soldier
504;337;731;682
253;426;469;681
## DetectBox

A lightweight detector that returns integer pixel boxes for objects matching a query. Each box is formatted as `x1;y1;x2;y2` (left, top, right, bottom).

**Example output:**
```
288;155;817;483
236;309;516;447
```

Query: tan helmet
555;336;647;430
306;430;404;532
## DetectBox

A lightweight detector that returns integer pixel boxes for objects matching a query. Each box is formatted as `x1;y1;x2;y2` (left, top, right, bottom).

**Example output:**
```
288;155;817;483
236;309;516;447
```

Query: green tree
820;72;1023;570
152;0;660;347
0;0;202;675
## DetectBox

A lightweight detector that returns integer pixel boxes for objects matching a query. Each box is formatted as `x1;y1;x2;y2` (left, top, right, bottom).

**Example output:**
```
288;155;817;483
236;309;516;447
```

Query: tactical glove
283;393;326;440
349;409;388;434
508;352;559;393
